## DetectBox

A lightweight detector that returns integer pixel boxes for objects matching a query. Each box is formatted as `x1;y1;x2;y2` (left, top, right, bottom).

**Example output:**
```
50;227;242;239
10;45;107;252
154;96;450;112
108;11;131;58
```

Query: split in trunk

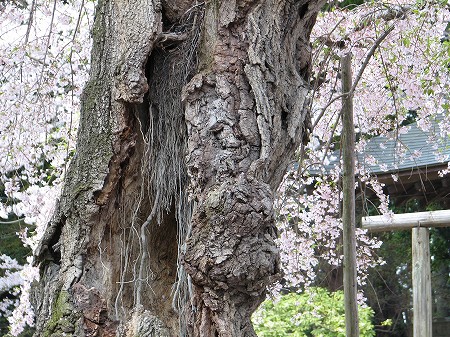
32;1;323;336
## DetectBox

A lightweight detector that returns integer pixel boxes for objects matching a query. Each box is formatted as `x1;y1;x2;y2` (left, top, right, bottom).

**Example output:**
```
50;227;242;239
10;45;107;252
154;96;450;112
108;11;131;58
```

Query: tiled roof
310;115;450;175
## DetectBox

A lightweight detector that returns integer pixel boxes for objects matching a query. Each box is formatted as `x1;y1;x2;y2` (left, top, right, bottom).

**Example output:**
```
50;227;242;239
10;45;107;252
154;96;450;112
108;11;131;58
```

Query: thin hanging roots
110;5;203;334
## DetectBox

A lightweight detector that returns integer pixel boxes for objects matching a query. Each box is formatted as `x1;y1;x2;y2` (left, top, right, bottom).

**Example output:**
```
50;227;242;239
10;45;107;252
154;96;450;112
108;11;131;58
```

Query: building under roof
312;115;450;208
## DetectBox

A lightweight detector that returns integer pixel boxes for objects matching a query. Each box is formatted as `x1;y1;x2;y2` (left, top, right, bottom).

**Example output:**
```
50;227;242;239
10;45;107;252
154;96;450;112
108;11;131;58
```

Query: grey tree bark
32;1;323;336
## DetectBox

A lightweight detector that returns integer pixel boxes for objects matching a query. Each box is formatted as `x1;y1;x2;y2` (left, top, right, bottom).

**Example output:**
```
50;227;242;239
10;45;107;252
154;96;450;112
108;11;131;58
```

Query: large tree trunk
32;1;322;336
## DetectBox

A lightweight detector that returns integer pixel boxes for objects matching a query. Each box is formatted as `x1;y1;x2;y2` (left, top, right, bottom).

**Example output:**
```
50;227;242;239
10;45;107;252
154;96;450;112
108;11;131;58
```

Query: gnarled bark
32;0;322;336
182;2;320;335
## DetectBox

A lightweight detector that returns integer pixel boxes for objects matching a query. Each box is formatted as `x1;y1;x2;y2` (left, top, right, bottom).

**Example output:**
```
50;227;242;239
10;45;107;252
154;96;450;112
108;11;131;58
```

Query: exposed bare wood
363;210;449;337
412;227;432;337
362;210;450;232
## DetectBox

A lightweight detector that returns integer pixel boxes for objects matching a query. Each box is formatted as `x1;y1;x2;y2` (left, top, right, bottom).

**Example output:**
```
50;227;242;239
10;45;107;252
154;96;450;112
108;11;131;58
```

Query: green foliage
252;287;375;337
323;0;365;11
0;219;33;265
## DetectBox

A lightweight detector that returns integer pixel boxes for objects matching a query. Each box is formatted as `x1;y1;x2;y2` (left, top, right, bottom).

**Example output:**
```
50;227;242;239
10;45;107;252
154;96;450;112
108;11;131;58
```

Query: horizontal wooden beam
362;209;450;232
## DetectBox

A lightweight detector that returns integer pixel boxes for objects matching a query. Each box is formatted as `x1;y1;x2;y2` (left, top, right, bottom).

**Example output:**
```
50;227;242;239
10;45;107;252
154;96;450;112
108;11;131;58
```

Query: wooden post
412;227;432;337
341;53;360;337
361;211;450;337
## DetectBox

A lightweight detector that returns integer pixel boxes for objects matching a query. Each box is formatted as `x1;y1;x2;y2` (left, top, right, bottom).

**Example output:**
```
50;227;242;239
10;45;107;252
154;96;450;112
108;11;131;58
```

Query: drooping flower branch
274;0;450;296
0;1;94;334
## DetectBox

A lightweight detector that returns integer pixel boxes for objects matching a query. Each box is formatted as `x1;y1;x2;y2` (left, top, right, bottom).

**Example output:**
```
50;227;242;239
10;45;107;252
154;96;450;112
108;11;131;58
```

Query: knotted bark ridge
183;1;322;336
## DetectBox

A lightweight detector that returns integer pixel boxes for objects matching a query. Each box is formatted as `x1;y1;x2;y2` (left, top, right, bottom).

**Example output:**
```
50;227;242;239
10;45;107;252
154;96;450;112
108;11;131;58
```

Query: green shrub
252;287;375;337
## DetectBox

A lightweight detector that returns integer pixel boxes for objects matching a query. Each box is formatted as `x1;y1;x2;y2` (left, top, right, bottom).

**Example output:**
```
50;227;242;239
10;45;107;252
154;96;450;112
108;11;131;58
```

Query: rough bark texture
182;1;320;335
32;0;322;336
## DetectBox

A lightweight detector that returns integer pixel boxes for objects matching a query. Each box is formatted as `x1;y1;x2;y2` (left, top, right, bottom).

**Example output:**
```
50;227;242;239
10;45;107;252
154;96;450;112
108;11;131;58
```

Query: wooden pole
362;211;450;337
412;227;432;337
362;209;450;232
341;53;360;337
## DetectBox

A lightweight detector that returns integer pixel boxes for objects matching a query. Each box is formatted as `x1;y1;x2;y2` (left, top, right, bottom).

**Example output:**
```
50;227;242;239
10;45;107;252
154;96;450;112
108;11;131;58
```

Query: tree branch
0;218;25;224
313;25;394;131
350;25;394;96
